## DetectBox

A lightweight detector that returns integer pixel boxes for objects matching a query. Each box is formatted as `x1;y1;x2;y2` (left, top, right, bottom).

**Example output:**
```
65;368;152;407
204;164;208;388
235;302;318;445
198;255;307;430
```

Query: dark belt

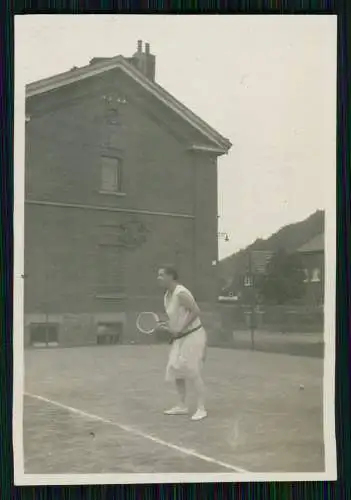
169;324;203;343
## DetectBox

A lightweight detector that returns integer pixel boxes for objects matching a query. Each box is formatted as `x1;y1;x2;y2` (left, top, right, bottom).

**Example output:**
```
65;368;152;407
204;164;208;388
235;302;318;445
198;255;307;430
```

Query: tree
257;249;306;305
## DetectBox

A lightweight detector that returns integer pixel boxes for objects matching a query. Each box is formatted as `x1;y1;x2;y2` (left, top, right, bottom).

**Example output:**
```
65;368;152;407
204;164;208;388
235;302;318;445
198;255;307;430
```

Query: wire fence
220;304;324;334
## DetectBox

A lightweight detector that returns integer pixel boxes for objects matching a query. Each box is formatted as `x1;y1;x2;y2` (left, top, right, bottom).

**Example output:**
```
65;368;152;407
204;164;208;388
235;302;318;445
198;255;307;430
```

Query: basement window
97;322;123;345
30;323;59;347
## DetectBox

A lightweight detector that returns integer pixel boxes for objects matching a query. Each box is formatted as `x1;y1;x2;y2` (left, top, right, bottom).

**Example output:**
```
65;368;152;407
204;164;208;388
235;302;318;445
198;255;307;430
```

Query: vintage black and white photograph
13;15;337;484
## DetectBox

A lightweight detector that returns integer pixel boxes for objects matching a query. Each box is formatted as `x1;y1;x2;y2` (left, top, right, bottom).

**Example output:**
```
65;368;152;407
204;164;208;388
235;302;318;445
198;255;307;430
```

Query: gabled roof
26;55;232;154
298;233;324;253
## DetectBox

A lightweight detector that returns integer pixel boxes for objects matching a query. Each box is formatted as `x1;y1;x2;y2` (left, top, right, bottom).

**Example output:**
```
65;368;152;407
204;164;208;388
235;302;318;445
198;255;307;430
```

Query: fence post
248;251;256;350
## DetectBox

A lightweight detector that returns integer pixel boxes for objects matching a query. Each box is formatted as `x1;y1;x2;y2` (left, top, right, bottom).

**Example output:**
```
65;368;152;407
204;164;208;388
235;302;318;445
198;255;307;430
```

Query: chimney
89;57;112;65
132;40;156;82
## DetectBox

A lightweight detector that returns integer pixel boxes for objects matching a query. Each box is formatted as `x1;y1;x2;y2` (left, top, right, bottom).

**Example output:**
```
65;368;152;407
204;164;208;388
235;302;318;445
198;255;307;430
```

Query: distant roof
26;54;232;153
298;233;324;253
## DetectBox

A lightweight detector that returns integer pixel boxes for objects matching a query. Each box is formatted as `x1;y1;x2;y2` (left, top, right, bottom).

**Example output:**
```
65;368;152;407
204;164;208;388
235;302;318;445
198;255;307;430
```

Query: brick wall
191;151;219;302
24;69;221;346
25;69;212;214
24;205;194;308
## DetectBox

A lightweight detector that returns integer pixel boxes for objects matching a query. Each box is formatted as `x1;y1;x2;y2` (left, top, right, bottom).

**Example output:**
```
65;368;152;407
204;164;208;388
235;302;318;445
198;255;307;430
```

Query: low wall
24;312;127;348
23;303;325;358
23;300;221;348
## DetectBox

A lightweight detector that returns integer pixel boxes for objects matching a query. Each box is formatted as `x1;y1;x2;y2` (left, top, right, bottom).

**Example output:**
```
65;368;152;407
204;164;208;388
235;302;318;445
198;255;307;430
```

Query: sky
15;15;337;259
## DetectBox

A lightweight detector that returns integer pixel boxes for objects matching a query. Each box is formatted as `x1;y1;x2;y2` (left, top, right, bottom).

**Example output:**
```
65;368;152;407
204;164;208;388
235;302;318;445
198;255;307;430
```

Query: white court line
25;392;249;474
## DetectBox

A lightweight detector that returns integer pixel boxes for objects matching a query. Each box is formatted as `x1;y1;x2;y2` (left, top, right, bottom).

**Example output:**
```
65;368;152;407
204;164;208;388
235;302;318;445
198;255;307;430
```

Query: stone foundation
24;301;222;348
24;312;127;348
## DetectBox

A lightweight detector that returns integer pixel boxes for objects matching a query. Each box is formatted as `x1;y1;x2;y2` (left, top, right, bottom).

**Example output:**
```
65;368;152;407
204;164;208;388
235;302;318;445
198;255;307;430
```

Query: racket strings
137;312;159;334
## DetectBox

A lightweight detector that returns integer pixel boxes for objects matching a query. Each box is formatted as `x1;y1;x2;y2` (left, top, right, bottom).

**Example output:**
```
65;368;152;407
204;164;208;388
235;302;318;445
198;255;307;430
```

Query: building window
30;323;59;347
303;269;309;282
97;322;123;345
311;268;321;282
100;156;122;193
244;275;253;287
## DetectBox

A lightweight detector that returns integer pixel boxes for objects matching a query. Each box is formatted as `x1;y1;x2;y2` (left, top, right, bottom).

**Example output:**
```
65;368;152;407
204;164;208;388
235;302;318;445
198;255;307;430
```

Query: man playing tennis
157;265;207;421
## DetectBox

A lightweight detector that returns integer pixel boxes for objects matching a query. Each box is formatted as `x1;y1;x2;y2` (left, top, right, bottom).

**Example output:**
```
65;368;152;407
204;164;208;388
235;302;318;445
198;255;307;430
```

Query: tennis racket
136;312;168;335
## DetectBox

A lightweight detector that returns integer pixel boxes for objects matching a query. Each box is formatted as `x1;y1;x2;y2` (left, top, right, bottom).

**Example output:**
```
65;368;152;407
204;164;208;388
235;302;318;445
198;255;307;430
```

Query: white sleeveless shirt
164;284;201;334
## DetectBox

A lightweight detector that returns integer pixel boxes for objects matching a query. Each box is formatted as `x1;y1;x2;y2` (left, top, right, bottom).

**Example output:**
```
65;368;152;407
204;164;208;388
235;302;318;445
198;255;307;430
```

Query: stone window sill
98;191;126;197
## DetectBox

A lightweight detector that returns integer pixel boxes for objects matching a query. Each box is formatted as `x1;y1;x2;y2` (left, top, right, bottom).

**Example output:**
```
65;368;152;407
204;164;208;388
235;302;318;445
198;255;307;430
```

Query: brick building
298;233;324;305
24;41;232;347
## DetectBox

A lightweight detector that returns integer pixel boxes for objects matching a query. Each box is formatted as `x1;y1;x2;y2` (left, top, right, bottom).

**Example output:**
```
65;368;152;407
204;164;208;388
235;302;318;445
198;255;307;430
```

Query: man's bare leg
164;379;188;415
191;375;207;421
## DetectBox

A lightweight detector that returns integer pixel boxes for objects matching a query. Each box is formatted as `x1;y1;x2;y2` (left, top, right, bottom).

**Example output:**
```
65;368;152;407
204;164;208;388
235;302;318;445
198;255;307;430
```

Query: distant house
298;233;324;305
219;250;273;304
24;40;232;347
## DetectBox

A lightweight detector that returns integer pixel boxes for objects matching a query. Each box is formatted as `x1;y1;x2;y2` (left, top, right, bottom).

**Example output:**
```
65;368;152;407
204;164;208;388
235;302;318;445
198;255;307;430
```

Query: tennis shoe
164;406;189;415
191;408;208;421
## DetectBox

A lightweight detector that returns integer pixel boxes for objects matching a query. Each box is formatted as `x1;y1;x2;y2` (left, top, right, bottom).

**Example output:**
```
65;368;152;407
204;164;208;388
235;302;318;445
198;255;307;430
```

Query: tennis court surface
23;345;324;474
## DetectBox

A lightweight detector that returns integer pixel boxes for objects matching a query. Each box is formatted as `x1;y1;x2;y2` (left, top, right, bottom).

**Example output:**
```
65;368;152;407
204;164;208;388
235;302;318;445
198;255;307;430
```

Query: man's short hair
160;265;178;281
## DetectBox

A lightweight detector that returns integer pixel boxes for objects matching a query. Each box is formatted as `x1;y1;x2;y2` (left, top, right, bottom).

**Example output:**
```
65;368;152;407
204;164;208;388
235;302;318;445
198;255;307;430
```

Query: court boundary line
25;392;249;474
